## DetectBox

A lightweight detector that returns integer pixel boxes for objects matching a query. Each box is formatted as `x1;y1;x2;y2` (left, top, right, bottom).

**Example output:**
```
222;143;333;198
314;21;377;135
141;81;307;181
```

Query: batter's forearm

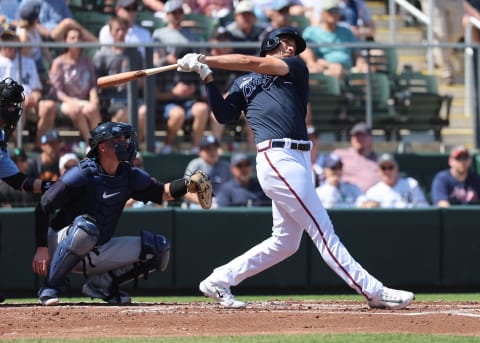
201;54;288;75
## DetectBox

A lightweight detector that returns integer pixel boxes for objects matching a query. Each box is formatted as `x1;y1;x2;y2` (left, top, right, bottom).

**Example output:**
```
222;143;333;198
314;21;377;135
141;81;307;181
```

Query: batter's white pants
205;141;384;300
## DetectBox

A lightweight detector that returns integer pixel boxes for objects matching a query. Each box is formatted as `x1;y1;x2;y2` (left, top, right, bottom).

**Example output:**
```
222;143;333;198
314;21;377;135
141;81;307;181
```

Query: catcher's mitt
187;170;212;209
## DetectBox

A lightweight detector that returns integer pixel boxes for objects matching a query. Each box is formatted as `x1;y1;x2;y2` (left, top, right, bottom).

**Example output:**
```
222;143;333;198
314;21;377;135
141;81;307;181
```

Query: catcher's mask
259;26;306;57
87;122;138;163
0;78;24;151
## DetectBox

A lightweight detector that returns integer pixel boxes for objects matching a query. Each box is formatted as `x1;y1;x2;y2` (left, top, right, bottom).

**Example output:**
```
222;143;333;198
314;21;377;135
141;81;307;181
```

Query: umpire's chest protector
66;160;133;244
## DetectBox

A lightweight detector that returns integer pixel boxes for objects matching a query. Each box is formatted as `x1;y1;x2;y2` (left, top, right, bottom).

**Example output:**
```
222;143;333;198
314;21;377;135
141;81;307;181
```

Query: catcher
33;121;212;306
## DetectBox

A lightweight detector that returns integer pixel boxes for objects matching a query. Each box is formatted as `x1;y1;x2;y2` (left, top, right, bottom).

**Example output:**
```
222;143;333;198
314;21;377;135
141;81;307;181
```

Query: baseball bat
97;64;179;88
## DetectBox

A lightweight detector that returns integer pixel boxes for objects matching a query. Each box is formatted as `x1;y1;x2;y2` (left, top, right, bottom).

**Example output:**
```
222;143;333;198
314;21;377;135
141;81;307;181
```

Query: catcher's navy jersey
38;159;164;246
225;56;309;143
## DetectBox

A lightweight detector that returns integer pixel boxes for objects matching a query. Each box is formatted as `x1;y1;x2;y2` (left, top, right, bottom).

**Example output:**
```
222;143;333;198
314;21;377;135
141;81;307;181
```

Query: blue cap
41;130;60;144
322;153;342;169
199;135;220;149
231;152;250;166
20;0;41;22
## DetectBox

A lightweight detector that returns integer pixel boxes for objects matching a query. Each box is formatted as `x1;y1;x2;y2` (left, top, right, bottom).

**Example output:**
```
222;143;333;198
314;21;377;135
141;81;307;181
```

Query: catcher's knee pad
140;229;170;272
47;215;99;292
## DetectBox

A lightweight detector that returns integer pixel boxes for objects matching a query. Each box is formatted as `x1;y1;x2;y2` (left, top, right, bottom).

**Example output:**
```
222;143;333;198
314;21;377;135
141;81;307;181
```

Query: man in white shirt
366;153;430;208
98;0;153;60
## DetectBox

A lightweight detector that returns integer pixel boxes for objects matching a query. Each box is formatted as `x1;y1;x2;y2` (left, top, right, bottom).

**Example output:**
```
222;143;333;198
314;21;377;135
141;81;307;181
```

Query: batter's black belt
257;139;311;152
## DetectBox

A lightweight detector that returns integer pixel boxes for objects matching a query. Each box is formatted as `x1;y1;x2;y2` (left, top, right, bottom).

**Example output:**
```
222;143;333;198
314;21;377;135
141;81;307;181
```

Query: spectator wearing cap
58;152;79;176
225;0;265;55
365;153;429;208
431;146;480;207
184;135;232;199
315;153;368;208
27;130;62;182
333;122;380;192
18;0;98;42
16;1;52;81
259;0;299;42
99;0;154;59
216;152;270;207
300;0;360;79
153;0;209;154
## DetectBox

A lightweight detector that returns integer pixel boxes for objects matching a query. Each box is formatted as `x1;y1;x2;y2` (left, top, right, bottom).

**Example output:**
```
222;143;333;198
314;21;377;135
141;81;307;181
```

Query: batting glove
191;61;213;80
177;53;204;70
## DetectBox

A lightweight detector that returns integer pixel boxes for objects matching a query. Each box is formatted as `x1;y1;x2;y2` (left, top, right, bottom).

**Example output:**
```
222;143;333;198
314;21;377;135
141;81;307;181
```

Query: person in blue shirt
215;152;270;207
431;146;480;207
0;77;53;303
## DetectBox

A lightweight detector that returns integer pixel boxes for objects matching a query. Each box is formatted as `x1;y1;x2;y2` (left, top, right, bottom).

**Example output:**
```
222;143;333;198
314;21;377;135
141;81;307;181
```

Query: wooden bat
97;64;179;88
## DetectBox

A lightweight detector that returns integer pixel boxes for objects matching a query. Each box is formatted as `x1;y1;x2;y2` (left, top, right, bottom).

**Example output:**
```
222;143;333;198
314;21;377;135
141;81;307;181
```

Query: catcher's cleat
367;287;414;310
38;288;60;306
82;282;131;305
199;280;246;309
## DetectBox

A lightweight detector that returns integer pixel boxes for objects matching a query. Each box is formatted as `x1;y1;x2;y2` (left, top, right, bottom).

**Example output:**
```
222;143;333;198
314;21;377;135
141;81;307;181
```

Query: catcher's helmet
259;26;306;57
87;122;138;163
0;78;24;151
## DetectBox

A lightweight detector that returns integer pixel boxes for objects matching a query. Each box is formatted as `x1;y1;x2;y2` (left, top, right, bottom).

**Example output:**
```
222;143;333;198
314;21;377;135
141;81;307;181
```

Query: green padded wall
173;208;309;291
309;209;441;290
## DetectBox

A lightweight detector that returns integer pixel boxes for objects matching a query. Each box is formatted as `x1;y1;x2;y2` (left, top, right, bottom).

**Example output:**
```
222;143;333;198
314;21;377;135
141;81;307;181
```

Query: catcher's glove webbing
187;170;212;209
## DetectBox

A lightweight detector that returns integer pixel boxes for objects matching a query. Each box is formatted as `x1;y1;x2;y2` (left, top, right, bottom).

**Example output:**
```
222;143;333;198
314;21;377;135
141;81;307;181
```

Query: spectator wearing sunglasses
216;152;270;207
431;146;480;207
365;153;429;208
315;153;370;208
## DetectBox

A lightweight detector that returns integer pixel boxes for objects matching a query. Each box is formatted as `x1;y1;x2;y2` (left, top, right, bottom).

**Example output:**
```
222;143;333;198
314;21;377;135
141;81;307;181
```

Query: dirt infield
1;300;480;339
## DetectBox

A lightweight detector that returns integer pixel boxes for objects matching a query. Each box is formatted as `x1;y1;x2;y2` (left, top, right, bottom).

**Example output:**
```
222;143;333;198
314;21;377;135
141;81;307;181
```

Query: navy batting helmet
87;122;138;163
0;78;24;151
259;26;306;57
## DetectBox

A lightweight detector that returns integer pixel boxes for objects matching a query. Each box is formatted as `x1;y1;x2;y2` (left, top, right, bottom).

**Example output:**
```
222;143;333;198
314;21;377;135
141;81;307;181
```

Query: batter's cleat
38;288;60;306
199;280;246;309
367;287;414;310
82;282;131;305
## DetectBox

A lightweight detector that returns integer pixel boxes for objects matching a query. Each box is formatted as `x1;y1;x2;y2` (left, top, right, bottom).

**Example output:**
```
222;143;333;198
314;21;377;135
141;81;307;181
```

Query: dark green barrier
309;209;441;291
442;206;480;288
0;209;37;293
173;208;309;291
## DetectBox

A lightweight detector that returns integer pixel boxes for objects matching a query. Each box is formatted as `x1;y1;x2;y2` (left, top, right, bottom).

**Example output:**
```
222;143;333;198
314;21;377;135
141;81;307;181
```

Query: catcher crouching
33;121;212;306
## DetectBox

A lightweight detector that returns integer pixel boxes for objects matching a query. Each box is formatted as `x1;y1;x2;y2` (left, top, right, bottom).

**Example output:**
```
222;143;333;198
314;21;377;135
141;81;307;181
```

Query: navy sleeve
430;171;449;204
206;81;242;124
129;168;165;204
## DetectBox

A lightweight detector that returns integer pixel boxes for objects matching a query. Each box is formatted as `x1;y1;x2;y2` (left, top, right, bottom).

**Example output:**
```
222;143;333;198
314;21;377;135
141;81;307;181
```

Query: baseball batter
0;77;54;303
177;27;414;309
33;121;211;306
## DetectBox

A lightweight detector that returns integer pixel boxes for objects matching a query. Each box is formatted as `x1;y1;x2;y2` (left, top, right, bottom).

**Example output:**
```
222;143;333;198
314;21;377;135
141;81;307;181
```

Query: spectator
339;0;376;40
152;0;206;67
99;0;154;59
365;153;429;208
27;129;62;184
184;0;233;20
18;0;98;42
0;147;37;207
58;152;79;176
0;0;20;31
0;30;42;129
224;0;265;55
420;0;463;85
301;0;359;79
183;134;232;204
315;152;370;208
93;16;147;141
260;0;298;41
39;27;102;146
333;122;380;192
431;145;480;207
16;0;52;82
216;152;270;207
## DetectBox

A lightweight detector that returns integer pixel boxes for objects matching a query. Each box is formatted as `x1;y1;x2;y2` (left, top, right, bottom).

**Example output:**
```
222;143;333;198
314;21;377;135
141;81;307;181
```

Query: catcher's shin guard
107;231;170;296
46;215;99;292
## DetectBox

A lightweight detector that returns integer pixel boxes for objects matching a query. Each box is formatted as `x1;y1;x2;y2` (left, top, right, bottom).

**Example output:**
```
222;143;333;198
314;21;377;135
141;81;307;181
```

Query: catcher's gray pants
48;227;141;290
